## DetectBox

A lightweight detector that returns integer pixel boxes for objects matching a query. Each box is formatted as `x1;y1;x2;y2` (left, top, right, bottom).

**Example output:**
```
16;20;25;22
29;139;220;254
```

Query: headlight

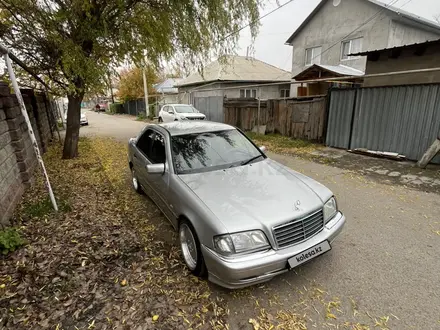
214;230;270;255
323;197;338;224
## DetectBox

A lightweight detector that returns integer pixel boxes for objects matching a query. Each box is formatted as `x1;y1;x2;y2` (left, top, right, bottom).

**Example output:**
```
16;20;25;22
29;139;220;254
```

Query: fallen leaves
1;137;227;329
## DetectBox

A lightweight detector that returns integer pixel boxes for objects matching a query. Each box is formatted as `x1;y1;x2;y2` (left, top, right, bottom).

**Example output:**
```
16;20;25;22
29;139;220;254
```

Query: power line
218;0;297;42
306;0;400;65
398;0;414;9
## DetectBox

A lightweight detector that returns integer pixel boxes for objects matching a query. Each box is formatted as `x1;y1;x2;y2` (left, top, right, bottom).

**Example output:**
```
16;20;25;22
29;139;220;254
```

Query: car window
174;105;196;113
137;129;166;163
136;129;155;156
150;133;166;164
162;105;168;112
171;129;263;174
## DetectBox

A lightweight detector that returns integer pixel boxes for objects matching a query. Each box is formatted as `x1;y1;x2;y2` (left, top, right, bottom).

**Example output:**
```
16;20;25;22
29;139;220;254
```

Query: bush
0;228;26;255
136;112;147;121
110;102;123;114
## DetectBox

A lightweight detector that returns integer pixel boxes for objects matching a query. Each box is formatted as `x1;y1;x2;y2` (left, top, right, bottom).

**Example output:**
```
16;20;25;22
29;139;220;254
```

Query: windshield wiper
240;155;264;166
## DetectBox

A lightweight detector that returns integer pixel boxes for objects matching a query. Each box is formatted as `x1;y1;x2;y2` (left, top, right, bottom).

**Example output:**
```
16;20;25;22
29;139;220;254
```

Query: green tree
0;0;260;159
117;67;158;102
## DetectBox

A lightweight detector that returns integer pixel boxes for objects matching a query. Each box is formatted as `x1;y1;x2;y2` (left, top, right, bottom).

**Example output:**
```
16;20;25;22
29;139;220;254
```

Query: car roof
162;103;193;107
156;121;236;136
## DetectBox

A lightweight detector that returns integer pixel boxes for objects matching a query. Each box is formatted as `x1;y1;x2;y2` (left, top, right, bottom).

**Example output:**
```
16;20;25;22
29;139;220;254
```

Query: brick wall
0;82;56;228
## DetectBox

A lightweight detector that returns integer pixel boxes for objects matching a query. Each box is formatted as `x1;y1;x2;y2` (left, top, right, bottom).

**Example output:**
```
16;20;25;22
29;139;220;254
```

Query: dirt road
80;110;440;329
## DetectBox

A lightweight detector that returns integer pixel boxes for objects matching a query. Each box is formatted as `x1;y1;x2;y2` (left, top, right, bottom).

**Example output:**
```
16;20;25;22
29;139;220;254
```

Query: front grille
273;209;324;248
187;117;205;120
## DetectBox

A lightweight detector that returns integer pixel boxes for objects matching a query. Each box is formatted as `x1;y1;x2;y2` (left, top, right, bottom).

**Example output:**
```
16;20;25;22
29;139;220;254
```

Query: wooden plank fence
224;97;327;141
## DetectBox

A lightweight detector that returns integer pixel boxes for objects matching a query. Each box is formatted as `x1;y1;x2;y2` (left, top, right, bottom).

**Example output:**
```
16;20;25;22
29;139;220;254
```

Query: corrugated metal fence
193;96;224;122
327;84;440;164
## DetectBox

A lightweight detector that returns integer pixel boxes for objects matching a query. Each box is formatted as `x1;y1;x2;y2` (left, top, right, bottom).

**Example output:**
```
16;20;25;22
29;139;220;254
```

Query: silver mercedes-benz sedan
128;121;345;289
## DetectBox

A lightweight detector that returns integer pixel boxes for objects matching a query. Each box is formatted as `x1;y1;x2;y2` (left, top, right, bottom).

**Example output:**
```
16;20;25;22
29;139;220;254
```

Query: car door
146;131;174;219
133;129;155;197
160;105;169;122
167;106;177;121
134;129;173;219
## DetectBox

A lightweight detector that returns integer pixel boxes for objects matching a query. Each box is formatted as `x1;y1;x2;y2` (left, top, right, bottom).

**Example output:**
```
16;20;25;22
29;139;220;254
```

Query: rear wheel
179;220;207;277
131;168;143;194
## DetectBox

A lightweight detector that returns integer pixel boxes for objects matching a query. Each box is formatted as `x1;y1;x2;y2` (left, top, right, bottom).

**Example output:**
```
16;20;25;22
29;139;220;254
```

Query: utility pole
142;50;149;117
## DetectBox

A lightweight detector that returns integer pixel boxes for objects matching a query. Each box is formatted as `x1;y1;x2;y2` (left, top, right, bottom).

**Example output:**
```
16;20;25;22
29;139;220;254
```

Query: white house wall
290;0;389;78
387;20;440;48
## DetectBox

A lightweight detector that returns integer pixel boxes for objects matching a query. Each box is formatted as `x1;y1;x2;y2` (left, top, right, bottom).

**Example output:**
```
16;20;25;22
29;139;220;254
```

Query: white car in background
158;104;206;123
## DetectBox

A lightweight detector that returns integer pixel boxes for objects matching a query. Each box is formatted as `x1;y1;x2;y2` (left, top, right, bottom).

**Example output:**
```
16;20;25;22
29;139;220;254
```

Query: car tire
131;167;143;194
179;220;207;277
158;117;163;123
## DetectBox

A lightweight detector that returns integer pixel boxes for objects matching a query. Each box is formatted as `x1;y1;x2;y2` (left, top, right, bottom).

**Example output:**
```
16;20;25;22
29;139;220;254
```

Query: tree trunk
62;93;83;159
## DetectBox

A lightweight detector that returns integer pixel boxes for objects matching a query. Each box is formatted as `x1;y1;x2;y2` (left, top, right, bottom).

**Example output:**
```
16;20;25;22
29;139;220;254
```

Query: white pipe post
142;50;149;117
4;53;58;211
142;68;149;117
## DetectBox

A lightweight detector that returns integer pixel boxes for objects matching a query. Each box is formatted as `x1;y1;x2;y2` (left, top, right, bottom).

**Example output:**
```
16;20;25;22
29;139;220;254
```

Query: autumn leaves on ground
0;138;228;329
1;138;393;330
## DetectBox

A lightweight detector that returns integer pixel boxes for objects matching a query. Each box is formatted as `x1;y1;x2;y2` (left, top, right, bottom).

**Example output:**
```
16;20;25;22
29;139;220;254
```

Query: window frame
136;129;166;164
305;46;322;66
280;89;290;98
240;88;258;99
341;37;363;61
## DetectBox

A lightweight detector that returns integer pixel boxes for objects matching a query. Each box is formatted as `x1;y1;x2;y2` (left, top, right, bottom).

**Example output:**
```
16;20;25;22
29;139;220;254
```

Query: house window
341;37;363;60
305;46;322;66
240;89;257;98
280;89;290;98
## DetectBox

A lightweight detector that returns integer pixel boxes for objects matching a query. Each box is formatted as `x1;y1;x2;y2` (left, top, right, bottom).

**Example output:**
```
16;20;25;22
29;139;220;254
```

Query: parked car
127;121;345;289
158;104;206;122
64;112;88;126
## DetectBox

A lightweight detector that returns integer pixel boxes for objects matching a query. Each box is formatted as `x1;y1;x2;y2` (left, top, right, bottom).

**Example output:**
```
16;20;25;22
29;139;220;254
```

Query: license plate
288;241;331;268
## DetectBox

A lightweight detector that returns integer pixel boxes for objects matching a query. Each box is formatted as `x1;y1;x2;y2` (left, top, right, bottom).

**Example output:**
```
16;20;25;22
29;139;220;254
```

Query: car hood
179;159;333;233
179;112;205;118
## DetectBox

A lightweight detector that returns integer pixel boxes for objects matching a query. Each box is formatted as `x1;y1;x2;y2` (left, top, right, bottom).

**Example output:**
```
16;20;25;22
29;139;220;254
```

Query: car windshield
174;105;197;113
172;129;263;174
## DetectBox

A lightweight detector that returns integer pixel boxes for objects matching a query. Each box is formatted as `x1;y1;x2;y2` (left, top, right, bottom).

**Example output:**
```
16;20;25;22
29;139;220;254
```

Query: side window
136;129;155;156
168;106;174;113
162;105;168;113
150;133;166;164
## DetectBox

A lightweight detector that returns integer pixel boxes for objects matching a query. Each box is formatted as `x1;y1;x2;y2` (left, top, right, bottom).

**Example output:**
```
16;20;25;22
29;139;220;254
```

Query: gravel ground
77;111;440;330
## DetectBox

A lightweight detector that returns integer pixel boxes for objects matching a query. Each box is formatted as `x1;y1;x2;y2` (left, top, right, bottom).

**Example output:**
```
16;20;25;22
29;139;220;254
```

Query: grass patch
22;197;71;218
246;132;316;149
0;227;26;255
246;132;323;157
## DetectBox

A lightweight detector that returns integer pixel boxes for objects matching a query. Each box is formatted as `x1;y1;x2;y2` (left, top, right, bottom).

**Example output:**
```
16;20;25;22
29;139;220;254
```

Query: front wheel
158;117;163;123
179;221;207;277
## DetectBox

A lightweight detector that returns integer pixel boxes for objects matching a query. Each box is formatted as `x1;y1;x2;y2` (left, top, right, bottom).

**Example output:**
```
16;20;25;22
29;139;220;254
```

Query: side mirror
259;146;267;153
168;110;174;114
146;163;165;174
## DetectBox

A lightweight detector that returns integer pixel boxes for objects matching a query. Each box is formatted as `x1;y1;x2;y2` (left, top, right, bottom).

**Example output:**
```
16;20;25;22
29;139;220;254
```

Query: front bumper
80;119;88;125
202;212;345;289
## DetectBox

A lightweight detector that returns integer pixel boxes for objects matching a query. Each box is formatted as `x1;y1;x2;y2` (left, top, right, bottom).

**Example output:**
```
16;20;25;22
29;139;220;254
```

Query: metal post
257;97;261;134
257;87;261;134
4;52;58;211
142;50;149;117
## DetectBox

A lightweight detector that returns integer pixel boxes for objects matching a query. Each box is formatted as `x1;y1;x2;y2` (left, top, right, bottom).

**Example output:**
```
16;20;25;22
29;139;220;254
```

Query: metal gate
326;84;440;164
193;96;224;122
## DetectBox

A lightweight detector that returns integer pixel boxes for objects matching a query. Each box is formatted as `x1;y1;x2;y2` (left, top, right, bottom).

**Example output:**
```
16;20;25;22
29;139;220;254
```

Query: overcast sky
237;0;440;71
